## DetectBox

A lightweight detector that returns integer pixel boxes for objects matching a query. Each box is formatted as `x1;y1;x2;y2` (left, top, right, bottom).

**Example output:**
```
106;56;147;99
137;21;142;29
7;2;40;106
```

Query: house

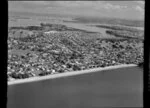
44;31;58;34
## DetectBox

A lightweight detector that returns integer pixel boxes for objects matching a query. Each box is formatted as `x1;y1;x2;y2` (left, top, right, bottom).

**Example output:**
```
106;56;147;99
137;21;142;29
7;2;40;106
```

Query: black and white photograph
7;1;144;108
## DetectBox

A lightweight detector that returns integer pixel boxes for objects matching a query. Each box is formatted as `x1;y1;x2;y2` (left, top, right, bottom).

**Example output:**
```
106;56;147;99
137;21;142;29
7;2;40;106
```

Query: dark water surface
7;66;143;108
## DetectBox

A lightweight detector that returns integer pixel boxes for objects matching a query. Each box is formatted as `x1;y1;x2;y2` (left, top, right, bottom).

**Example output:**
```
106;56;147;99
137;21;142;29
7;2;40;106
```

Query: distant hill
9;11;71;18
9;11;144;27
65;17;144;27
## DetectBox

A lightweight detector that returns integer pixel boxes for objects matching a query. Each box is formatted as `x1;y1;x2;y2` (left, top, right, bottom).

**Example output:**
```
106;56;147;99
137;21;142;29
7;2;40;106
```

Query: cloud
135;5;144;14
22;1;48;5
136;1;145;5
8;1;144;20
9;1;127;11
54;1;101;8
103;3;127;10
54;1;127;11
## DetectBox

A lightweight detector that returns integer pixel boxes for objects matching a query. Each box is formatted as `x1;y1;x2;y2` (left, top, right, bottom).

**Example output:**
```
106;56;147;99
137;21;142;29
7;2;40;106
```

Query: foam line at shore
8;64;137;85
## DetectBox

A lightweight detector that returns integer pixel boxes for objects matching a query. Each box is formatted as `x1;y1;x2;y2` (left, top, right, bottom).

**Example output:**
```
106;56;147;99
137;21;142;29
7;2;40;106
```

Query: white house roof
44;31;58;34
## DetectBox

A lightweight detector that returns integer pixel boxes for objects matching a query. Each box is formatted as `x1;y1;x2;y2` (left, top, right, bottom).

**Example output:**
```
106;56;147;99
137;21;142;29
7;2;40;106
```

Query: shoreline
8;64;138;85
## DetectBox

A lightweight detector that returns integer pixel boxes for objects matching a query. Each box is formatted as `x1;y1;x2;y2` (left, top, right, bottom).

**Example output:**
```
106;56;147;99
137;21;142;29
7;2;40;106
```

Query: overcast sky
8;1;145;20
